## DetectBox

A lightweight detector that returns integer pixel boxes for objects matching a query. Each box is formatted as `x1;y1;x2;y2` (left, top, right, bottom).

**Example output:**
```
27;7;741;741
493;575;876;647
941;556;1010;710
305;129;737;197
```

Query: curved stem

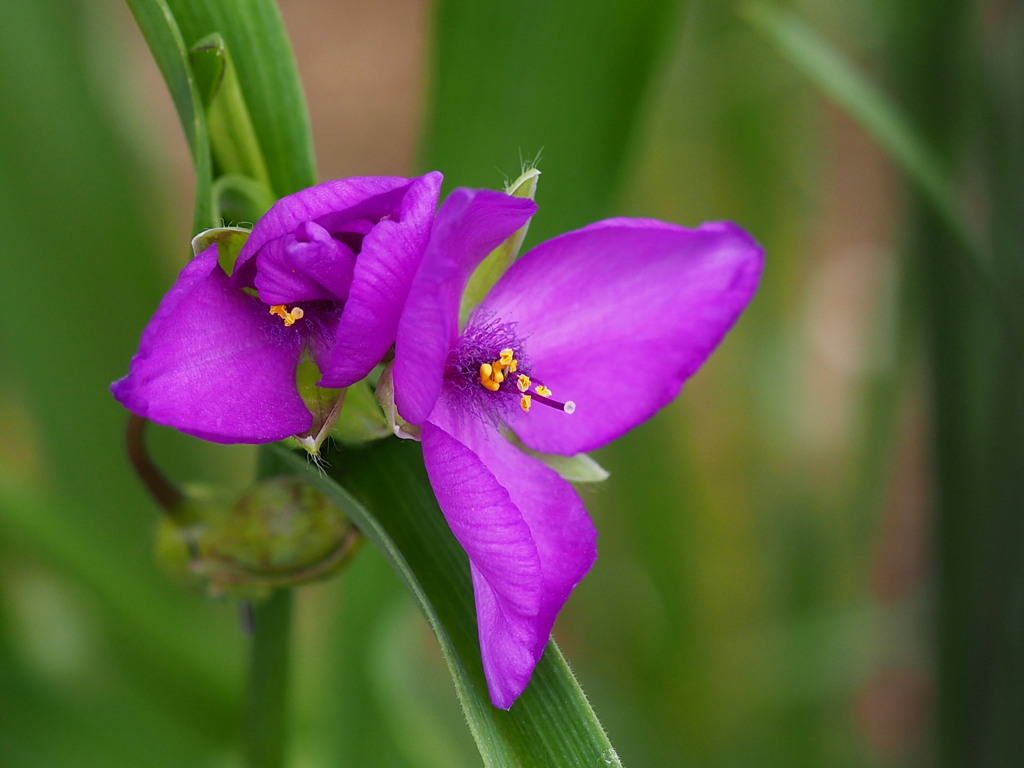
243;589;293;768
125;414;184;513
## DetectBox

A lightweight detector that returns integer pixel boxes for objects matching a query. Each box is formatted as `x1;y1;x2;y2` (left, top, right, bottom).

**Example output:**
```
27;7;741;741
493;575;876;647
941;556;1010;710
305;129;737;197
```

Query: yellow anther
479;348;526;394
535;384;552;397
517;374;531;393
520;395;532;413
479;363;501;391
269;304;304;327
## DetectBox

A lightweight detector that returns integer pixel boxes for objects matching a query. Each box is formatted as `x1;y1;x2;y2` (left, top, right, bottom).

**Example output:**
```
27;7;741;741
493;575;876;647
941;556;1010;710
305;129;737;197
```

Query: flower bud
156;477;360;600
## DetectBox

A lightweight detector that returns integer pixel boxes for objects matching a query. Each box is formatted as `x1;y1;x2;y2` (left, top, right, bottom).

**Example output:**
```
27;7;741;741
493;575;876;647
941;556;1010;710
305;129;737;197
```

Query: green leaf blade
422;0;681;242
743;1;976;258
190;33;273;193
124;0;215;230
273;441;622;767
166;0;317;195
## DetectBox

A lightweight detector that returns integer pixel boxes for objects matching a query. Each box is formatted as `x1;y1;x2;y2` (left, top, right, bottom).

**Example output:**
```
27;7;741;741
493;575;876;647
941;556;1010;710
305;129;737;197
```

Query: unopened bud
156;477;360;600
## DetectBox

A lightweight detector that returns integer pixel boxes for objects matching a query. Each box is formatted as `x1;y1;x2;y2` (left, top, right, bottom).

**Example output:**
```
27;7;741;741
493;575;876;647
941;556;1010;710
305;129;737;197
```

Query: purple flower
392;188;763;708
112;173;441;443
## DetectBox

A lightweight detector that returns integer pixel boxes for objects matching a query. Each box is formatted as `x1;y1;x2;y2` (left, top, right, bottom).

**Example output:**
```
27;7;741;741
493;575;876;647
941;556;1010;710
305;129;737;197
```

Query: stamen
456;322;575;419
479;363;501;392
269;304;304;327
473;346;575;416
479;349;520;392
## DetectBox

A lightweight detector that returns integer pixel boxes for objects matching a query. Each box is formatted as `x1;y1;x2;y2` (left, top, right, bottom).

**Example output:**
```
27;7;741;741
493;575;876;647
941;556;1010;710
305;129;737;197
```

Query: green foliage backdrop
1;0;1019;766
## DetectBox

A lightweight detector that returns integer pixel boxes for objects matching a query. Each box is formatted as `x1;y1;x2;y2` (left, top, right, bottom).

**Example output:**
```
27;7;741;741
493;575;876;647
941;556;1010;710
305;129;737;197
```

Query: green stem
243;589;293;768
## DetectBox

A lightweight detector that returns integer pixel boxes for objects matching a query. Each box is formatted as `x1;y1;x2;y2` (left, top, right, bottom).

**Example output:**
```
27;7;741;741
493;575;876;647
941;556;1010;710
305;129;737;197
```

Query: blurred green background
1;0;1019;766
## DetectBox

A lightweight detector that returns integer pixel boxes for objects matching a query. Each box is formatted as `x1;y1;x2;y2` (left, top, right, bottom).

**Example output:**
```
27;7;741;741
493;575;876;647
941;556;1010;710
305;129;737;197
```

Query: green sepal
189;33;272;192
373;361;421;440
505;431;610;483
289;359;345;456
459;167;541;326
190;225;250;275
524;448;610;483
330;379;392;445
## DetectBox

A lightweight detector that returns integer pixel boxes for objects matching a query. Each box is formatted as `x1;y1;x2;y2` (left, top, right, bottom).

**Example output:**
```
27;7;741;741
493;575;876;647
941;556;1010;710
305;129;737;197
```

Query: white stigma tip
563;401;576;414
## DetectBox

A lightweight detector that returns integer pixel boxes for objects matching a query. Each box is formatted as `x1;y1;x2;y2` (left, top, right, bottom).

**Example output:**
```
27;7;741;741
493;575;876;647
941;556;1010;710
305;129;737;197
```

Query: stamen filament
531;391;576;414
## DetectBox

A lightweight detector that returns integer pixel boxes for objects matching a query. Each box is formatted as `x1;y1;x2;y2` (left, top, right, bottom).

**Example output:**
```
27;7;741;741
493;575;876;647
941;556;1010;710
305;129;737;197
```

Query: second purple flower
111;173;441;444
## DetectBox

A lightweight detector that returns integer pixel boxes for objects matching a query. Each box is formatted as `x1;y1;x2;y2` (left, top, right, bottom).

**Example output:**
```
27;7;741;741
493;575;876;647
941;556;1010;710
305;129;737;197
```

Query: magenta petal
234;176;430;280
318;172;445;387
110;245;312;443
393;188;537;425
423;407;596;708
484;219;764;455
253;221;357;304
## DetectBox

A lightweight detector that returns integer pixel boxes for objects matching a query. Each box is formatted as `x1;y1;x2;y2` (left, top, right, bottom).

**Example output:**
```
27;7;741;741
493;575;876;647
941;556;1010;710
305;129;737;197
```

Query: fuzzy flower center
261;299;342;368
